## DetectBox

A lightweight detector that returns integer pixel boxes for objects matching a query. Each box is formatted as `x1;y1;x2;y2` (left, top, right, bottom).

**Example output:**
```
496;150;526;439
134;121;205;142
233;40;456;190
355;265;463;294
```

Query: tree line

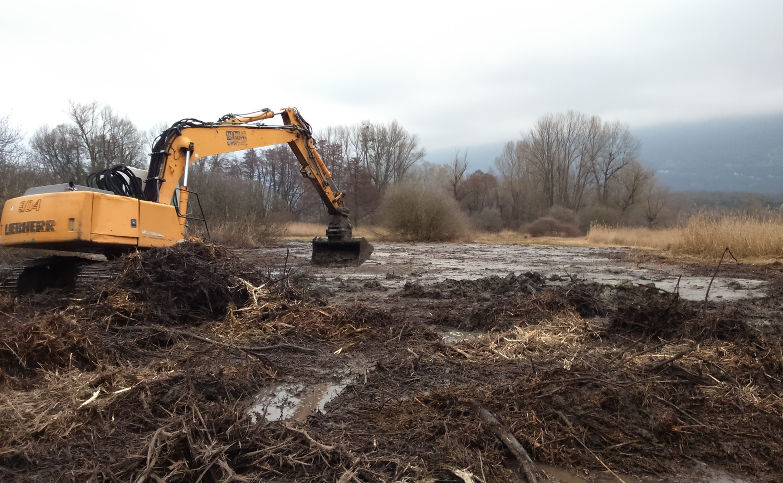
1;102;677;239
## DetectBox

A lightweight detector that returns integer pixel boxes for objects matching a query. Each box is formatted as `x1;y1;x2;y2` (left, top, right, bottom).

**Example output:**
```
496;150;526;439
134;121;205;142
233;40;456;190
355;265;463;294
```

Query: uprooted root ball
104;242;249;324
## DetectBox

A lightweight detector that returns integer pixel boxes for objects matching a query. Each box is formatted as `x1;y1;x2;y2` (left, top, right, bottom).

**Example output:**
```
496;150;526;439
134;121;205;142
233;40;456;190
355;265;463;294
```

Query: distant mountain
634;114;783;194
671;191;782;211
425;142;505;174
427;113;783;195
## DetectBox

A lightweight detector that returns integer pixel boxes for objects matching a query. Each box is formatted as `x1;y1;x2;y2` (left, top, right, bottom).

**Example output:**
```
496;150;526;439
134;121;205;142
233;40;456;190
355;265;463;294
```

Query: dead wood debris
0;244;782;481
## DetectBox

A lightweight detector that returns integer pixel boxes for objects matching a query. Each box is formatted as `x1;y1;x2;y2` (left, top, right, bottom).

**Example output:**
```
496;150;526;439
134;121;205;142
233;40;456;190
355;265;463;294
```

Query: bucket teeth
311;238;373;266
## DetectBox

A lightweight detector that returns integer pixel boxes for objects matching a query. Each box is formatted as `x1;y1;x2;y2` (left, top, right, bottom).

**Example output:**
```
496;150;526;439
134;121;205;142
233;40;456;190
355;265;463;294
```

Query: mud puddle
249;378;354;423
249;356;372;423
245;242;767;302
438;328;486;343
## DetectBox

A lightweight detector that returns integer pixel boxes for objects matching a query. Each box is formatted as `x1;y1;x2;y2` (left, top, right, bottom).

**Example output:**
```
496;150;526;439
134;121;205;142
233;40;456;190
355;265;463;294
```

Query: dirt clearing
1;241;781;481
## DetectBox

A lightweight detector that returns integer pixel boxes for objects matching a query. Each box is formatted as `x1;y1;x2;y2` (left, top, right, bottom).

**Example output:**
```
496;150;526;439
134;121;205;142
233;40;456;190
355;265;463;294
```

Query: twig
111;325;295;359
696;356;738;385
648;346;694;372
269;248;295;285
564;269;577;283
704;247;737;308
473;404;538;483
652;395;710;428
284;423;335;452
136;426;179;483
555;411;626;483
249;343;315;353
237;278;268;306
448;467;478;482
477;449;486;483
450;345;475;360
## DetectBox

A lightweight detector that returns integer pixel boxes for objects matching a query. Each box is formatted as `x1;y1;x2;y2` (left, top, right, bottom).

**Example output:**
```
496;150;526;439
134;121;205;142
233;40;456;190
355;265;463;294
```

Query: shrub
577;204;622;233
526;216;582;237
380;182;468;241
470;207;504;233
546;205;578;224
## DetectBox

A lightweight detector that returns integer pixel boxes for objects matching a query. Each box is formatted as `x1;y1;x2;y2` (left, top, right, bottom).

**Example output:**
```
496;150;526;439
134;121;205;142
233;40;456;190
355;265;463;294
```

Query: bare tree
27;102;145;183
0;117;43;206
0;116;23;165
495;140;535;224
459;170;499;215
644;181;669;227
353;120;425;191
313;126;383;224
579;116;607;206
526;114;559;208
493;111;658;228
525;112;592;211
554;111;587;209
69;101;145;172
263;145;305;214
592;121;639;204
616;161;651;216
448;149;468;199
30;124;86;182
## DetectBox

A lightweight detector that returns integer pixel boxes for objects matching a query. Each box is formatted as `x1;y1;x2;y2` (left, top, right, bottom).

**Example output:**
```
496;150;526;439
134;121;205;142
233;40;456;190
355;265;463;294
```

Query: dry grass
587;224;683;250
587;210;783;261
676;210;783;259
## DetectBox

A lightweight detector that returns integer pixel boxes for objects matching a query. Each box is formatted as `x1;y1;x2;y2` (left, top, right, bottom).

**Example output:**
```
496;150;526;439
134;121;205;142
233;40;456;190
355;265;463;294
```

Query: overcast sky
2;0;782;153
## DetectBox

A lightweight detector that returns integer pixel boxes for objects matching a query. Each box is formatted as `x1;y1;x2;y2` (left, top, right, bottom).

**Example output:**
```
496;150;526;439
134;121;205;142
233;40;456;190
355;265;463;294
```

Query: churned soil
0;241;781;481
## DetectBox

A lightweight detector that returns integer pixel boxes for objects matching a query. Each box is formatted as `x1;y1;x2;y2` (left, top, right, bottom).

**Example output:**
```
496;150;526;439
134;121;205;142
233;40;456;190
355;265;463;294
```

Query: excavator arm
145;107;370;262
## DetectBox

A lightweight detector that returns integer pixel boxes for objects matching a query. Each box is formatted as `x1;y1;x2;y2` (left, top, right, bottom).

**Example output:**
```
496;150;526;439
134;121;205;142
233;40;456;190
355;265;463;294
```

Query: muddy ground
1;241;781;482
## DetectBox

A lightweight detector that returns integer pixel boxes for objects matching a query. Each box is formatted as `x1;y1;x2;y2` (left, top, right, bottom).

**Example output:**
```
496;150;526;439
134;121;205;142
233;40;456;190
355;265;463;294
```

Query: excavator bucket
311;237;373;266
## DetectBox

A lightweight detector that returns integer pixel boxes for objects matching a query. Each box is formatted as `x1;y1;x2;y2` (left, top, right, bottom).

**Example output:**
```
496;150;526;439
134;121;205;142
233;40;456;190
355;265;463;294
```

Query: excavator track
0;256;115;295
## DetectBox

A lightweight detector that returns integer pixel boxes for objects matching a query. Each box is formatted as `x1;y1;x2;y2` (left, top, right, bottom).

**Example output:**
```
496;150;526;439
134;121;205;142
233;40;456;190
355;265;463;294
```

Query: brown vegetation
678;210;783;259
587;223;683;250
379;182;469;241
1;242;782;481
588;209;783;260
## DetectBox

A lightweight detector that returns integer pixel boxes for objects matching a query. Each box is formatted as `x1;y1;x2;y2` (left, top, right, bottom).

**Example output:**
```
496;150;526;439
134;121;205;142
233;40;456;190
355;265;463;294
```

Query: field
1;241;782;481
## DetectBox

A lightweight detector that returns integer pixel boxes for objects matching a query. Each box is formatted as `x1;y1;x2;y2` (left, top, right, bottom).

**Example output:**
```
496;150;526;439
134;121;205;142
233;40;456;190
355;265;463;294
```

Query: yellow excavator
0;107;372;291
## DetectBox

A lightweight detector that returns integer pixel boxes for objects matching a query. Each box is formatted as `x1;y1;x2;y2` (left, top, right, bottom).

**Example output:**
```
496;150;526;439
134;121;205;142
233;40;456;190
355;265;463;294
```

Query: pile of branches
101;242;251;324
